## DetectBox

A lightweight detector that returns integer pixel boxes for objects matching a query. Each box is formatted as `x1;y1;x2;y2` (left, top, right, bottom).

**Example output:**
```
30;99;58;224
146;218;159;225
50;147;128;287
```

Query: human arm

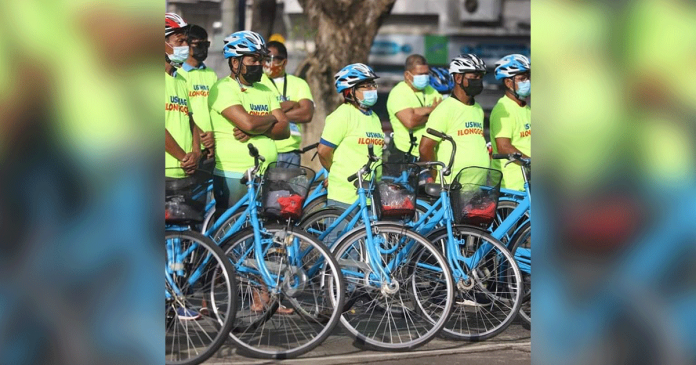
317;143;335;171
494;137;530;161
165;129;187;161
264;108;291;140
418;136;439;179
283;99;314;124
220;105;277;134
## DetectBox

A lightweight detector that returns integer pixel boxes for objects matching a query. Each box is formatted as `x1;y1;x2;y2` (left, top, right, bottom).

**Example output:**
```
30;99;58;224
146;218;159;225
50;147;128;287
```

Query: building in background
168;0;530;137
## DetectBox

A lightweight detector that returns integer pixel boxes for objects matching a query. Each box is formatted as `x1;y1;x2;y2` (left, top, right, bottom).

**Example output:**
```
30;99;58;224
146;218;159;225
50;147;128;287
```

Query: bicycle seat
353;180;371;190
420;183;449;198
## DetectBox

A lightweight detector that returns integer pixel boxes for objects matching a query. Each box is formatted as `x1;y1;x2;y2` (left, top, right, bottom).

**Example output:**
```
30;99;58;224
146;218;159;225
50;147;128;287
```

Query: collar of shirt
181;62;207;72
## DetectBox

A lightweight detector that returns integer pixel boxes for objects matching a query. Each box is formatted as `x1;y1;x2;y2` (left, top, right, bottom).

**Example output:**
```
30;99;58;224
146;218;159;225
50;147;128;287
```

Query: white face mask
166;42;189;65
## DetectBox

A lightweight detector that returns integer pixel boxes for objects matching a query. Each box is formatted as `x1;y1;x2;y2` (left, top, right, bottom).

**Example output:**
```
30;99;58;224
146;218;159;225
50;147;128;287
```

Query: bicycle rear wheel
216;224;345;359
427;226;523;341
332;223;454;351
165;230;236;365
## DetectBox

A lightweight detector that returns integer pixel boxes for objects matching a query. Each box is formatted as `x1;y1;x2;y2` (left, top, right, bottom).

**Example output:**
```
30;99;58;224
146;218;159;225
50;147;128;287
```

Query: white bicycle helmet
165;13;188;37
449;54;487;75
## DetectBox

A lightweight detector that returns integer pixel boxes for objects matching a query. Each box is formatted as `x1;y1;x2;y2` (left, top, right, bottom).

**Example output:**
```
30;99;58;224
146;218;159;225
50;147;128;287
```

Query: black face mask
461;78;483;96
192;46;208;62
242;64;263;83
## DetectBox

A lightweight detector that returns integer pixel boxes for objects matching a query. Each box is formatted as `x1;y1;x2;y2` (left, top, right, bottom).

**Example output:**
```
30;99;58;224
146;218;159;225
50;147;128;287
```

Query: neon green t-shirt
176;63;218;132
387;81;441;156
165;72;193;178
259;73;315;153
490;96;531;191
423;97;489;182
321;104;384;204
208;77;280;173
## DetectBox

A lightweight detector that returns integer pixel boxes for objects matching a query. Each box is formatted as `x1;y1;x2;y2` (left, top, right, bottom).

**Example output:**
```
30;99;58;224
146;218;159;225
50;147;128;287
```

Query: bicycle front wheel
165;230;236;365
332;223;454;351
510;221;531;326
427;226;523;341
216;224;345;359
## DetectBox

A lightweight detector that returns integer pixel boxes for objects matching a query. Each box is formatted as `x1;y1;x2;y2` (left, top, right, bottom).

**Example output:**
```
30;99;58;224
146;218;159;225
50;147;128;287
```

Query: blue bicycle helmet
429;67;454;94
494;54;530;80
334;63;379;93
223;30;267;59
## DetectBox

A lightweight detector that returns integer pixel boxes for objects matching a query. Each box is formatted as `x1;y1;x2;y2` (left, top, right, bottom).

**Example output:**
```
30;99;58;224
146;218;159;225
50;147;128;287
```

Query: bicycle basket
165;168;212;224
372;163;419;221
261;162;316;220
449;167;503;227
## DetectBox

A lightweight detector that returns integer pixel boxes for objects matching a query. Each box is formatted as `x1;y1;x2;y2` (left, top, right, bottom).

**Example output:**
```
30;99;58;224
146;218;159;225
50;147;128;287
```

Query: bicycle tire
216;224;345;359
299;207;355;249
332;223;454;351
509;221;531;326
302;194;328;217
165;230;237;365
426;225;523;341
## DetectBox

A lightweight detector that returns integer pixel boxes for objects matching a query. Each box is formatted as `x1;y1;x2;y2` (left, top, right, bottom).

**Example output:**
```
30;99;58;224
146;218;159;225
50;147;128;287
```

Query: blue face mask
516;80;531;98
359;90;378;108
412;74;429;90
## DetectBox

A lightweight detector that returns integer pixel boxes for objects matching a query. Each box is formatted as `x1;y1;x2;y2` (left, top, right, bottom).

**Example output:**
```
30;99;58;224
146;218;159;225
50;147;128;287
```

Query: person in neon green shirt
176;24;216;157
209;30;289;213
317;63;384;207
165;13;201;180
386;54;442;162
420;54;490;183
490;54;531;191
259;41;315;167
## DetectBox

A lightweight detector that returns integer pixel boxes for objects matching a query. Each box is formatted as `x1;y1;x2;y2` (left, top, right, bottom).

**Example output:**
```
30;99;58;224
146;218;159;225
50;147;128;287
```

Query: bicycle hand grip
426;128;447;139
491;154;510;160
347;173;358;182
367;144;375;159
301;142;319;153
247;143;259;157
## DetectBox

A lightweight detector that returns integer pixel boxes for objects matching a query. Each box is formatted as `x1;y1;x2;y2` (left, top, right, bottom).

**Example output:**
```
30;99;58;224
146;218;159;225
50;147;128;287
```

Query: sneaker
177;307;201;320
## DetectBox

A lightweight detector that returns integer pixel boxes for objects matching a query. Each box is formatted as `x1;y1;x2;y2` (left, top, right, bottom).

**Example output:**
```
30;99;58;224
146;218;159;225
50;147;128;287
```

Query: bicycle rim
165;230;236;365
332;224;454;351
217;225;345;359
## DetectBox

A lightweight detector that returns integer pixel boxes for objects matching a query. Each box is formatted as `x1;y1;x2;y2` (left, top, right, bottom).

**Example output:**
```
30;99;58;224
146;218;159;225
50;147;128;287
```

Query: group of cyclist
165;11;531;225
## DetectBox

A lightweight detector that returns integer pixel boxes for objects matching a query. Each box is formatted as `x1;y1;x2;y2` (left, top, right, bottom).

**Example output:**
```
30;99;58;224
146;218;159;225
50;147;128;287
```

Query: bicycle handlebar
347;144;379;182
240;144;265;185
406;131;417;156
426;128;456;176
492;152;530;166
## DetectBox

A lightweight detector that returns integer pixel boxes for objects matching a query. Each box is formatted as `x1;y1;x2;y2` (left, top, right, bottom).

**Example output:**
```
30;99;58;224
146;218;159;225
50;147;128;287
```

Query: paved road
204;320;530;364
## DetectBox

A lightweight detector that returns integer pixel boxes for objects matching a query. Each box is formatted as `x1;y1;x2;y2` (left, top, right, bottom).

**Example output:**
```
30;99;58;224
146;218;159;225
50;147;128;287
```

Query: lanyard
415;91;425;107
269;74;287;99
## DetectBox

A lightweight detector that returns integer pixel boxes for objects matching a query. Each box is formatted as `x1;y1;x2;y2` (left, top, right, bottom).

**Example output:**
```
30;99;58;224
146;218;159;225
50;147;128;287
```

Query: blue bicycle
304;145;456;351
301;129;523;341
187;145;346;359
165;171;237;365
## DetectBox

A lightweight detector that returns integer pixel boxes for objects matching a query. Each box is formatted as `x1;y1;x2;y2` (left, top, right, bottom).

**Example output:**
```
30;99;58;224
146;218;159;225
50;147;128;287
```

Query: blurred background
167;0;530;168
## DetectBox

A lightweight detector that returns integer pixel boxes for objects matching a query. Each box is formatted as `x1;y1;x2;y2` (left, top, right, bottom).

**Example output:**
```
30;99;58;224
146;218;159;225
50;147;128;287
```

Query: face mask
516;80;531;98
358;90;378;108
411;74;429;90
191;45;208;62
242;64;263;83
462;78;483;96
263;63;283;77
166;42;189;65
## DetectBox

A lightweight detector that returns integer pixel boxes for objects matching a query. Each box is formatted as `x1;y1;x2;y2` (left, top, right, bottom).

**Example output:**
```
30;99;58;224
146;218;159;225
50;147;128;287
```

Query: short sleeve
422;103;448;142
209;82;242;114
320;107;348;148
386;84;413;118
294;77;314;102
490;102;513;140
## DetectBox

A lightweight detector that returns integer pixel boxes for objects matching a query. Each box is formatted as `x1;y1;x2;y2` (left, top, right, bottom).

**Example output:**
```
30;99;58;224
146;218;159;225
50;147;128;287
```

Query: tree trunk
251;0;278;40
297;0;396;170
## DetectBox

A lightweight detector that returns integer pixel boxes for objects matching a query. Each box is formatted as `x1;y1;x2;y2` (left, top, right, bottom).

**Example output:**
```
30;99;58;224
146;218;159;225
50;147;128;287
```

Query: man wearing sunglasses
259;41;315;167
176;24;216;159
